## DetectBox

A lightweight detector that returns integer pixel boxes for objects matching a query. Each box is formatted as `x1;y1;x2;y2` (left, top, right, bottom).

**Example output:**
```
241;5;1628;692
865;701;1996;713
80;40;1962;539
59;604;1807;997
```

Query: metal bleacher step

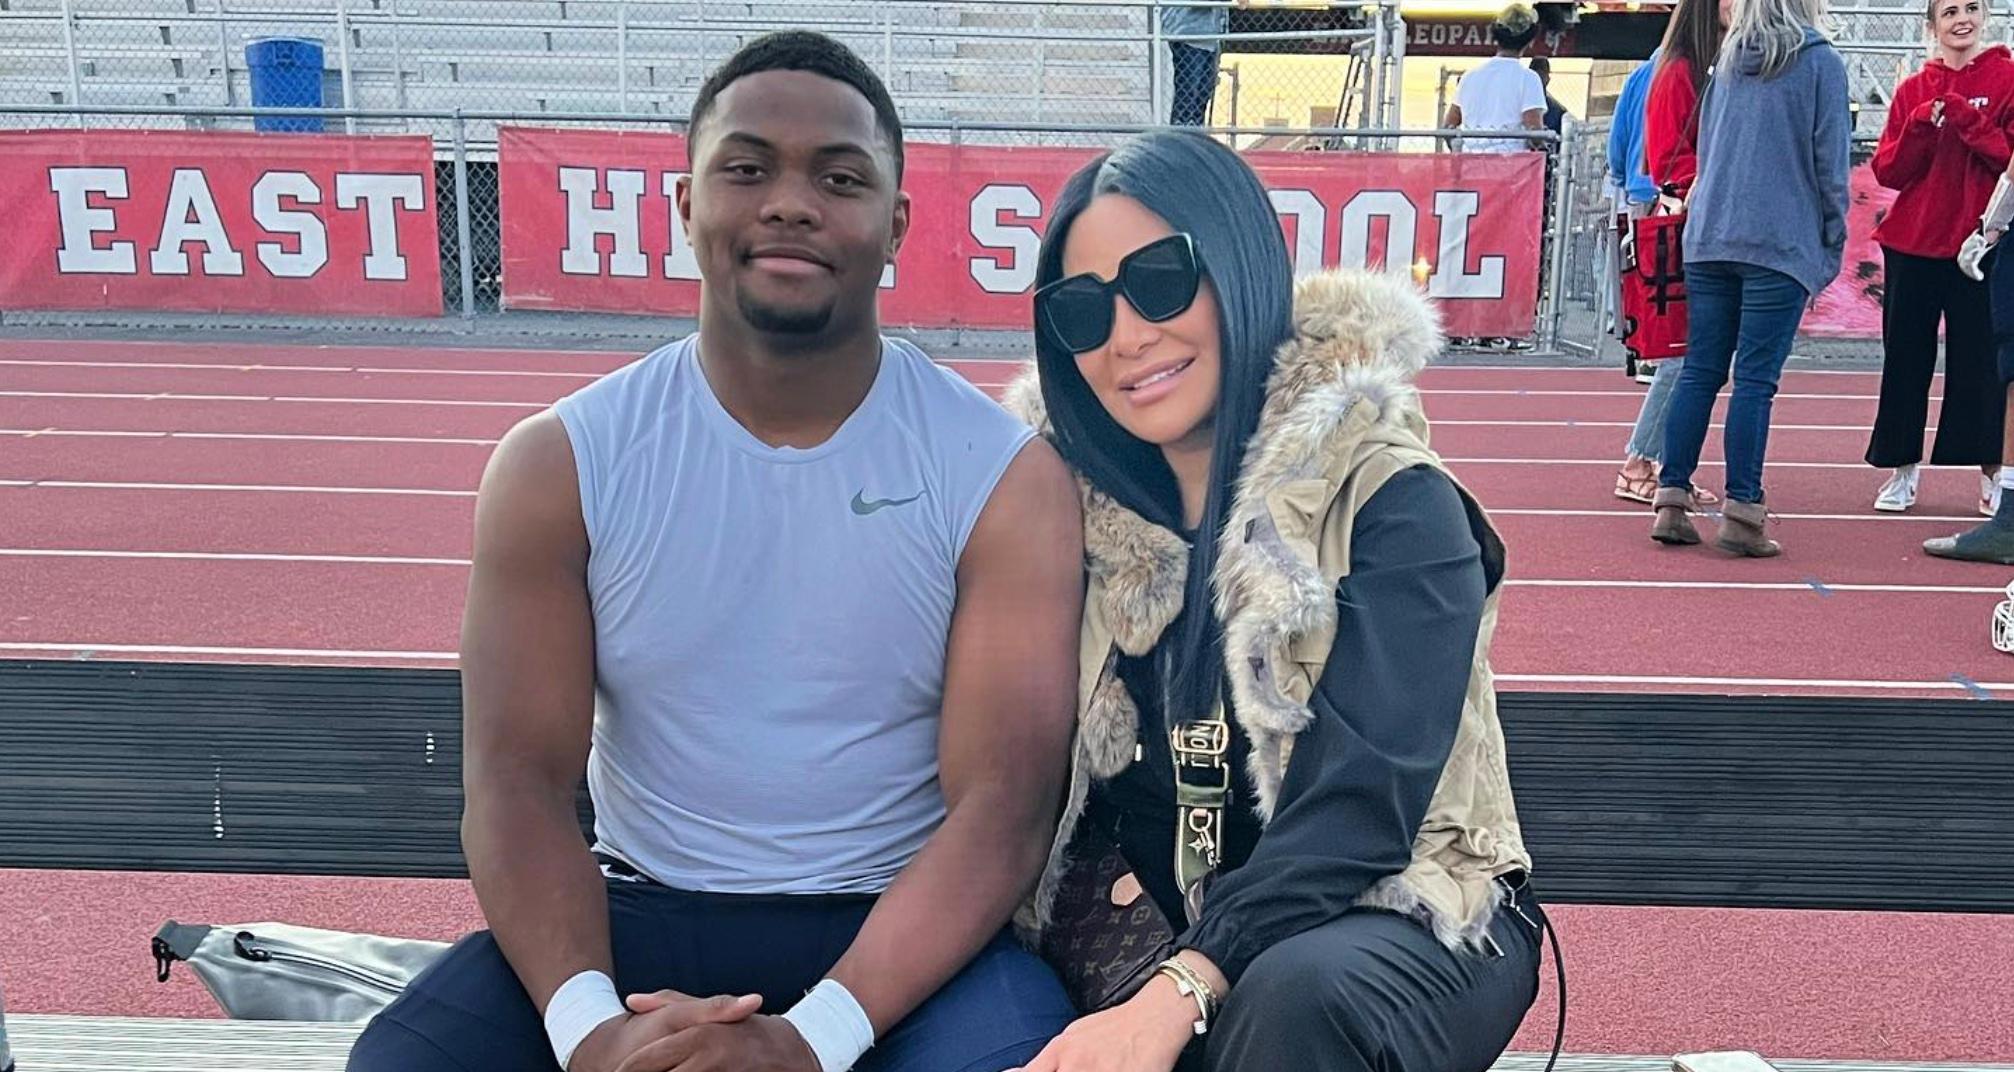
14;1017;2014;1072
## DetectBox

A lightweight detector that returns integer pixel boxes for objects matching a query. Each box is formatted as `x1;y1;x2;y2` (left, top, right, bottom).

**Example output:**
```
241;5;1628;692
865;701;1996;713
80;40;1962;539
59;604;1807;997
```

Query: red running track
3;338;2009;697
5;339;2014;1060
3;867;2010;1063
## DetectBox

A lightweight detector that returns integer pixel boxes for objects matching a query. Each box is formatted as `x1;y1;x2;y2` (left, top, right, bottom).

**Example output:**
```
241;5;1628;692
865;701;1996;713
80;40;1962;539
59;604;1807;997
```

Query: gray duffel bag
152;920;451;1022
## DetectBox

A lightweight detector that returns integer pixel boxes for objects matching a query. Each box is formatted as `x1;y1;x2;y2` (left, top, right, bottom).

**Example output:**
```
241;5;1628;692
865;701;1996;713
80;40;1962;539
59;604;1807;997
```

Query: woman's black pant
1178;880;1545;1072
1870;246;2005;468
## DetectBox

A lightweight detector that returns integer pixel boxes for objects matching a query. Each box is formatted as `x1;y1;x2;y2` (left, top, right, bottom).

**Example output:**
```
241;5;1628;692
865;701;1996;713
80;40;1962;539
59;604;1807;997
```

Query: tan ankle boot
1650;486;1700;545
1717;499;1781;557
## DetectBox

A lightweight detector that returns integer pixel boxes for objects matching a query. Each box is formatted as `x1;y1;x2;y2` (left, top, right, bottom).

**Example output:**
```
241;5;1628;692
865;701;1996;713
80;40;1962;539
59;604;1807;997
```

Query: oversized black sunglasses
1034;233;1204;355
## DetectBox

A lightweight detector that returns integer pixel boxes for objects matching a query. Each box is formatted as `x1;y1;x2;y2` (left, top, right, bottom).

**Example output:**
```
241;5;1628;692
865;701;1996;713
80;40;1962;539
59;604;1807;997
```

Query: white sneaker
1875;466;1920;513
1984;472;2004;517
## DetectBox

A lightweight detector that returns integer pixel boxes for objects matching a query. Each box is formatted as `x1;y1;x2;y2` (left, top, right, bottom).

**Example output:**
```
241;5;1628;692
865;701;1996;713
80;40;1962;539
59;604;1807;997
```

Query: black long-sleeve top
1084;465;1500;984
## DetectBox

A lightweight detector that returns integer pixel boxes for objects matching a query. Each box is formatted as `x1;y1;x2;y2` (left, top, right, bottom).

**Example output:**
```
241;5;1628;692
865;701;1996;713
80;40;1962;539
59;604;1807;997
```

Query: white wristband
544;970;627;1071
779;979;876;1072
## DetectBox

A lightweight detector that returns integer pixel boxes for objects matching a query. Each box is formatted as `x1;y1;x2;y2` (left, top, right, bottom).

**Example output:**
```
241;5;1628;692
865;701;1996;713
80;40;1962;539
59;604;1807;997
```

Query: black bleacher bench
2;659;2009;914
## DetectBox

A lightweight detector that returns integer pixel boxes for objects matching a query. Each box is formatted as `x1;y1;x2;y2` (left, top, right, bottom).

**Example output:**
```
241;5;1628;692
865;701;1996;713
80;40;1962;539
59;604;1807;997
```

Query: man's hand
611;1015;820;1072
1008;974;1197;1072
565;991;761;1072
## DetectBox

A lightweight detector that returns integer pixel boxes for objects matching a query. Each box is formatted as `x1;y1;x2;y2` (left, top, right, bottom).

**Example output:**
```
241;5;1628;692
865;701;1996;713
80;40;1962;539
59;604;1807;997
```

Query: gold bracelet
1153;957;1218;1035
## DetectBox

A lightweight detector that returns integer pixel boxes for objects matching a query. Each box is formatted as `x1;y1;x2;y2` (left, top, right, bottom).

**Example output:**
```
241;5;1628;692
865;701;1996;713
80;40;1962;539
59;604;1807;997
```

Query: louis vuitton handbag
1037;706;1231;1012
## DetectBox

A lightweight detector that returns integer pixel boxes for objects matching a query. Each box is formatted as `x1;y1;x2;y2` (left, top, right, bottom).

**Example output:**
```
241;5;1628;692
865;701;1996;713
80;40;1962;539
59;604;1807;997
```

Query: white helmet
1994;579;2014;654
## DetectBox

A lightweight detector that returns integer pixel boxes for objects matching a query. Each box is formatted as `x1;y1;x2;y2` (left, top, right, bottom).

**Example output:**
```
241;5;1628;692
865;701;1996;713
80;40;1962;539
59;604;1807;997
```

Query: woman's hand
1011;974;1202;1072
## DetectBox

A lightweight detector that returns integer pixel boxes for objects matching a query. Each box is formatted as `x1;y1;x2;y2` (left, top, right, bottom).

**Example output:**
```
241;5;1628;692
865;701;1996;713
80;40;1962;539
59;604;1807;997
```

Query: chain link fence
1547;118;1889;366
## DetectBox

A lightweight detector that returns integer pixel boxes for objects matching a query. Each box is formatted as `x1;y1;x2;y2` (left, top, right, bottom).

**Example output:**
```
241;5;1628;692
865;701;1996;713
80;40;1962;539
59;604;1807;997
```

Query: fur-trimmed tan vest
1006;269;1532;952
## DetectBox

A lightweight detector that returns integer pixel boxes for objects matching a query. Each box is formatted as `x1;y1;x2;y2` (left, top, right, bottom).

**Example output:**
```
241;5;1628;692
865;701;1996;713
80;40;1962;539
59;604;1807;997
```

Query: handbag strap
1169;683;1235;922
1655;57;1712;202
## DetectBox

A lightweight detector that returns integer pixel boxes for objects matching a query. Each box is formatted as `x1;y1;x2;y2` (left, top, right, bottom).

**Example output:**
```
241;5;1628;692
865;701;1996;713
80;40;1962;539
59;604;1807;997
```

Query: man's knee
871;934;1072;1072
347;1014;469;1072
344;932;547;1072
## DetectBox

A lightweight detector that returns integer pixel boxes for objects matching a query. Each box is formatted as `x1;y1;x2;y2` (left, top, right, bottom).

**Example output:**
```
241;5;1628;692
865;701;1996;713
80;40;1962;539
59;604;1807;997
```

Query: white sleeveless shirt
552;335;1033;895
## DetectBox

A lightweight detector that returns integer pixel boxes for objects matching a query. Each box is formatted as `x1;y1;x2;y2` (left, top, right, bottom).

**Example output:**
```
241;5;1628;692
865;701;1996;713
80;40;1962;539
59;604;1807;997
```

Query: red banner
0;129;442;316
499;126;1544;338
1803;162;1896;339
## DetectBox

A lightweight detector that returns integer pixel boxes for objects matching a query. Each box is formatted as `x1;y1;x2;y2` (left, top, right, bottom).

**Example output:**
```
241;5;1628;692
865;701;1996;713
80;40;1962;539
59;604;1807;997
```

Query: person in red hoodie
1867;0;2014;515
1612;0;1729;508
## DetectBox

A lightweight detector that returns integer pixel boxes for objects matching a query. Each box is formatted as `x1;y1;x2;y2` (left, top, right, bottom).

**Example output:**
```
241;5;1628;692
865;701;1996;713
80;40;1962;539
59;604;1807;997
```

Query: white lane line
0;338;627;359
0;358;608;379
1445;457;1868;470
0;481;1974;517
1504;579;2002;594
0;641;458;661
0;390;544;409
0;359;350;373
1489;507;1977;522
0;549;469;566
1438;419;1899;432
0;388;1893;408
0;428;501;446
1498;672;2014;693
0;479;474;497
1423;364;1897;376
0;550;1983;592
3;648;1988;691
1421;389;1895;401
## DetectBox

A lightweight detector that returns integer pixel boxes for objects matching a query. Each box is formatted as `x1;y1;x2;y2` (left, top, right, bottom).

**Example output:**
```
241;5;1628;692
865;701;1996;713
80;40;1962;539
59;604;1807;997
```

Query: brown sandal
1615;465;1658;505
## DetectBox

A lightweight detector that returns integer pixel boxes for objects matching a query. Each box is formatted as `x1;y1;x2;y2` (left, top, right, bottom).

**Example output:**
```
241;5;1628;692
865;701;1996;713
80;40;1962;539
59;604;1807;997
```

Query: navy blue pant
1989;244;2014;386
346;878;1074;1072
1659;261;1811;504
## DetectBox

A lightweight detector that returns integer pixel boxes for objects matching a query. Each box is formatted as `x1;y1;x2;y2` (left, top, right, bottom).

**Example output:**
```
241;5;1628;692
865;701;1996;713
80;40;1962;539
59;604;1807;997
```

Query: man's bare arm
460;412;608;1010
827;437;1084;1032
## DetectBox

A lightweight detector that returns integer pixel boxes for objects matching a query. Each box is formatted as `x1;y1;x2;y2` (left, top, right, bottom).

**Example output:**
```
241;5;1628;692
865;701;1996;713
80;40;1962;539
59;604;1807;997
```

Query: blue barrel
246;36;326;132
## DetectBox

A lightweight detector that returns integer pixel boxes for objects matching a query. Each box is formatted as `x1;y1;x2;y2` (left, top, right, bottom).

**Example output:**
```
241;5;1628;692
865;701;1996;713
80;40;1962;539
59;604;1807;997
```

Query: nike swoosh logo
851;490;924;516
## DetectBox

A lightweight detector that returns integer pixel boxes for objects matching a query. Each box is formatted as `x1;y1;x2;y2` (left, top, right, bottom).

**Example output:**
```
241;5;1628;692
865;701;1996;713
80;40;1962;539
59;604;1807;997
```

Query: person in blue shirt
1608;48;1662;207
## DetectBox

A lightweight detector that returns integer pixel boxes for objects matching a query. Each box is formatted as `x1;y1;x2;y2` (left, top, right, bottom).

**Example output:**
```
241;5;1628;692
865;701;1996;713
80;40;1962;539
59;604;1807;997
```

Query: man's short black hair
688;30;906;182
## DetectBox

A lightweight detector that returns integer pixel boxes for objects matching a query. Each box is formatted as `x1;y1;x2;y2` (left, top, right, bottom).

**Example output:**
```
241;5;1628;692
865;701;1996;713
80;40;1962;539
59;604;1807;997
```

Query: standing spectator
1650;0;1851;557
1866;0;2014;515
1163;1;1228;126
1926;170;2014;562
1443;4;1548;152
1531;56;1572;133
1614;0;1731;507
1606;47;1661;358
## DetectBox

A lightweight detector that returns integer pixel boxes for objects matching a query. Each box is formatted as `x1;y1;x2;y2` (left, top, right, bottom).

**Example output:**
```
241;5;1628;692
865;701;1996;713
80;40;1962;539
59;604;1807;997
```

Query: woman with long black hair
1003;129;1544;1072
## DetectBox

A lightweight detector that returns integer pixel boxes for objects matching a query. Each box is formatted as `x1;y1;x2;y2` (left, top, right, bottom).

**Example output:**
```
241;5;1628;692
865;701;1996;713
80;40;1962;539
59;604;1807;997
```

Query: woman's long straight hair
1726;0;1827;78
1033;129;1295;724
1658;0;1729;83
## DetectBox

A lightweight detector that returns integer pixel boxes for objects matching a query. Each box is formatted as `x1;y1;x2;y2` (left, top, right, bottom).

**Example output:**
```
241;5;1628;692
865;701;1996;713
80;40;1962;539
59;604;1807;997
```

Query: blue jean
1624;355;1685;461
347;878;1074;1072
1169;43;1219;126
1658;261;1810;504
